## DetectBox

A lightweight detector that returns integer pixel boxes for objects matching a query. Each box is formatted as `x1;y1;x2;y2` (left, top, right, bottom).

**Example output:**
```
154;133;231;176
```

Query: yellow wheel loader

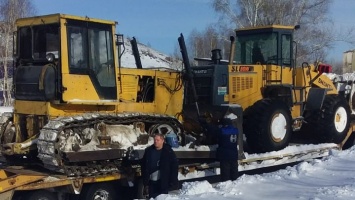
180;25;351;153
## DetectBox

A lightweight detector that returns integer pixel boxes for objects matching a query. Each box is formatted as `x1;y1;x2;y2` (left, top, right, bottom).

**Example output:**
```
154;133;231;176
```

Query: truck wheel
82;183;118;200
315;95;350;143
29;190;57;200
244;99;292;153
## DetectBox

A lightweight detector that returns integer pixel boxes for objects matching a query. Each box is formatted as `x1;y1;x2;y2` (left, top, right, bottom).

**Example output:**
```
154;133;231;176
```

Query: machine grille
232;76;253;92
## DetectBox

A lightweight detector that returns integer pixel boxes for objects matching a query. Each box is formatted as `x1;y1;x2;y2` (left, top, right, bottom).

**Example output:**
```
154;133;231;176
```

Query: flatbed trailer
0;131;352;200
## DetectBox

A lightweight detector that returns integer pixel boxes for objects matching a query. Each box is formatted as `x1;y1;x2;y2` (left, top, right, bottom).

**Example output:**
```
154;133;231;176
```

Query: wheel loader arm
339;122;355;149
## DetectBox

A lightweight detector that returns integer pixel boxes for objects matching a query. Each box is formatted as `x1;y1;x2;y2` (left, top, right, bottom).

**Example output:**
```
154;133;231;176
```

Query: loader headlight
46;53;55;62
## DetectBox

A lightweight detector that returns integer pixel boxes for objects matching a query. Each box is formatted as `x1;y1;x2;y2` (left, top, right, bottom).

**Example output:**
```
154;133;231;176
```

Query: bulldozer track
37;112;183;176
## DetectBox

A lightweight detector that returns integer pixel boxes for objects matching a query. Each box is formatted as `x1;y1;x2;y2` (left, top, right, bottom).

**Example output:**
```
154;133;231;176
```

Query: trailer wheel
315;95;350;143
244;98;292;153
29;190;57;200
82;183;118;200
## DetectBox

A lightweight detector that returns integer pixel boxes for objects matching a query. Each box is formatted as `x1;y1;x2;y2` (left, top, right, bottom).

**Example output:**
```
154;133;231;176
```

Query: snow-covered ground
159;146;355;200
2;105;355;200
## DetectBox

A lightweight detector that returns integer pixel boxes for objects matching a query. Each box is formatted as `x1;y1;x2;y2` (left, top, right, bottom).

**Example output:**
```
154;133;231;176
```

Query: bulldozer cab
235;25;294;67
14;14;119;102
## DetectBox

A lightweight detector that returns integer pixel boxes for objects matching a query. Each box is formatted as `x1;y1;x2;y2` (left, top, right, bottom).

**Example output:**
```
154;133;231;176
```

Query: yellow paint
62;74;101;101
16;13;116;27
236;25;295;32
228;63;338;119
11;14;184;154
95;176;116;182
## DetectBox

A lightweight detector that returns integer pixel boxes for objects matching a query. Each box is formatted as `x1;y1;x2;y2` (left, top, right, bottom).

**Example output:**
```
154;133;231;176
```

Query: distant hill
120;37;181;70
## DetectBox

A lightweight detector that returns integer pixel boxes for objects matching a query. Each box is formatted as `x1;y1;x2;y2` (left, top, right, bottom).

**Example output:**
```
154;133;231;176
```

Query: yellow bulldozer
0;14;185;174
0;13;351;177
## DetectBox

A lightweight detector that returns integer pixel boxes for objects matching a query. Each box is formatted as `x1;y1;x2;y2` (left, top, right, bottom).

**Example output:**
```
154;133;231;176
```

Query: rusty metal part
3;123;15;144
37;113;183;176
96;122;111;148
0;169;47;194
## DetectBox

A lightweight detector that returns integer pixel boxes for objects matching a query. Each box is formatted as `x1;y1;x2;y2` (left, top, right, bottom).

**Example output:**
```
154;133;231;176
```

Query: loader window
67;19;116;99
281;34;291;66
18;24;59;61
18;27;32;60
68;27;88;74
235;33;277;65
33;24;59;60
89;29;115;87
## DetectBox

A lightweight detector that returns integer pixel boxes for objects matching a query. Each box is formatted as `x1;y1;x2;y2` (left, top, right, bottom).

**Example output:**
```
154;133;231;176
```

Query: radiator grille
232;76;253;92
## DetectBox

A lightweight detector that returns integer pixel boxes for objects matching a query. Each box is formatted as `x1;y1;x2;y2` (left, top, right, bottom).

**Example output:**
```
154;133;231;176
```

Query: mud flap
305;88;327;111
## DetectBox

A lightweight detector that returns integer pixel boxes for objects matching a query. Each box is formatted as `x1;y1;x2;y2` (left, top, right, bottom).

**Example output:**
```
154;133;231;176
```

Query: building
343;50;355;73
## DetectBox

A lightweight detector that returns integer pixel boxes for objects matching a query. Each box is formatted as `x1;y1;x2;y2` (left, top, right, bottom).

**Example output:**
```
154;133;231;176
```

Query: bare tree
187;24;234;65
0;0;35;106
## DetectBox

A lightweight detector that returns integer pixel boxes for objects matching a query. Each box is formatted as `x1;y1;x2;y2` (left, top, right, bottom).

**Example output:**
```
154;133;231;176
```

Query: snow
325;72;355;82
120;38;180;70
1;101;355;200
159;146;355;200
0;107;12;113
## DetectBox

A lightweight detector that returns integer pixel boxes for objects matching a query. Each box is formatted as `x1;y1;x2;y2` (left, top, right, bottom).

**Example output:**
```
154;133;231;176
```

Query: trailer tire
315;95;350;143
244;98;292;153
29;190;57;200
82;183;118;200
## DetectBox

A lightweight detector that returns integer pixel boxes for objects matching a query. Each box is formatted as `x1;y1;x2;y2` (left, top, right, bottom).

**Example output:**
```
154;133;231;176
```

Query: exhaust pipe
229;36;235;65
130;37;143;69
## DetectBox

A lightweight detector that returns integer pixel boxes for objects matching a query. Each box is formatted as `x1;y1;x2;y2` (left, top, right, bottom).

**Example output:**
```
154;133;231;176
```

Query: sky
32;0;355;63
32;0;217;56
159;146;355;200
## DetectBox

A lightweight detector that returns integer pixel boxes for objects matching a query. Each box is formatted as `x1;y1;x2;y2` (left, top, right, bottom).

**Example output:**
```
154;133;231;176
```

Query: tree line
184;0;355;70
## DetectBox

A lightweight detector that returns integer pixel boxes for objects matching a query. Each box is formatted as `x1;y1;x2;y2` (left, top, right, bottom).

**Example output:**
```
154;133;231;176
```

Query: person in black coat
216;118;239;182
141;133;179;198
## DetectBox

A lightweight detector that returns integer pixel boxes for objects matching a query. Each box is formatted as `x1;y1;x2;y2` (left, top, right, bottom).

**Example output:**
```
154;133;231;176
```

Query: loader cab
235;25;294;67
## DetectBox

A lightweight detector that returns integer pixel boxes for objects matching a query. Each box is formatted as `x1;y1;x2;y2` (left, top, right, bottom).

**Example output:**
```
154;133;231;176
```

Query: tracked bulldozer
0;14;185;175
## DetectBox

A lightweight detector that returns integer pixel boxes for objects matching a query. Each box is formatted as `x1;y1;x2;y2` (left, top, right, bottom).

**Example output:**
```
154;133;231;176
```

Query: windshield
18;23;60;61
67;20;115;87
235;33;277;65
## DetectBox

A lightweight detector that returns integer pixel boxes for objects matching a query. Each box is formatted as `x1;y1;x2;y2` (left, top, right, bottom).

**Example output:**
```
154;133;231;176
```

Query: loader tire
244;98;292;153
314;95;350;143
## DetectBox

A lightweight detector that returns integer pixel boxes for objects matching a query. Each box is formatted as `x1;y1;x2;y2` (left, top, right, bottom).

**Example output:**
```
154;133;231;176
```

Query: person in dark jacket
217;118;239;182
141;133;179;198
